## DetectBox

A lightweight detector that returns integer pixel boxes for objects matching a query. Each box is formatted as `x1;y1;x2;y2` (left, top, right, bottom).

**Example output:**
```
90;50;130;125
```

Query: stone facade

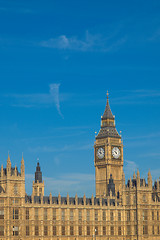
0;96;160;240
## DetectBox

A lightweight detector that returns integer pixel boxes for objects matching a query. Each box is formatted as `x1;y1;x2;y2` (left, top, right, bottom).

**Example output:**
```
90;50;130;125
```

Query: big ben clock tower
94;92;123;198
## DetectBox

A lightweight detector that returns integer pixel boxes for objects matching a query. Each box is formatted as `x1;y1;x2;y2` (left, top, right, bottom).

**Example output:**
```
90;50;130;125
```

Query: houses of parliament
0;95;160;240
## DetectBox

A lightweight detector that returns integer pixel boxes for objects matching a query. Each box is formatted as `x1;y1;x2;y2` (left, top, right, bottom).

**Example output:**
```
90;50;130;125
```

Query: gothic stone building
0;96;159;240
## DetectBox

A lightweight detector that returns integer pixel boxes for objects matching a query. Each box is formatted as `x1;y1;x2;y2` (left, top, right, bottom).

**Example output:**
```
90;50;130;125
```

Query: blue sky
0;0;160;197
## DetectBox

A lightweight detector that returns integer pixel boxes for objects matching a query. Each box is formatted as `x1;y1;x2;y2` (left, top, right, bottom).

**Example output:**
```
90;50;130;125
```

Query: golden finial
106;90;109;104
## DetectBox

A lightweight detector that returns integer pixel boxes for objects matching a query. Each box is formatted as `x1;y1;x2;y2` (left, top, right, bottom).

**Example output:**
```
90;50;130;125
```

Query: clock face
97;147;105;159
112;147;120;159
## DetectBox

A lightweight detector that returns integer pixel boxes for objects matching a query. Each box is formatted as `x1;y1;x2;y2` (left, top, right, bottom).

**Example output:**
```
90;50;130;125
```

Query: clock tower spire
94;93;123;198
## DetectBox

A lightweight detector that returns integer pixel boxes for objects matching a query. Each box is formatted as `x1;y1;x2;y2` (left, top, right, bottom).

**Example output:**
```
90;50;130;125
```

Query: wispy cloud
49;83;63;118
2;84;67;117
25;173;95;196
40;31;126;52
124;160;138;179
28;142;92;153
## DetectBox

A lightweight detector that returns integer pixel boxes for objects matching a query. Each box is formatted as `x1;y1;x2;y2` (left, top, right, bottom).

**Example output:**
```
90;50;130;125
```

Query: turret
7;153;11;176
32;161;44;197
21;153;25;177
148;170;152;188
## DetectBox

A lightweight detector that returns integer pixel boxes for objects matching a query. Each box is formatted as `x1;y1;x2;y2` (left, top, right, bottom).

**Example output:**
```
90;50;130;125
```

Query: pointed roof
96;92;121;139
101;91;114;120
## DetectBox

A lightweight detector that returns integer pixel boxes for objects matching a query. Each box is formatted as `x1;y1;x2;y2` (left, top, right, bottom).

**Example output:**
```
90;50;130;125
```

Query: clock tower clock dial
94;93;123;198
97;147;105;159
112;147;121;159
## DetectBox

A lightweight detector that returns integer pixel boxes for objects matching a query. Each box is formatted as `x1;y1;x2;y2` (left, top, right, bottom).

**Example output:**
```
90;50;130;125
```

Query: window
0;209;4;219
34;188;37;196
79;210;82;221
127;211;130;221
79;226;82;235
70;209;74;221
39;188;42;196
95;226;98;235
118;226;121;235
87;210;90;221
110;211;114;221
143;225;148;235
13;226;18;236
26;208;29;220
157;211;159;220
44;226;48;236
152;211;154;220
0;226;4;236
53;209;56;221
0;199;4;205
14;184;18;195
95;210;98;221
44;208;47;220
158;226;160;235
62;226;65;235
35;226;39;236
13;209;19;219
61;209;65;221
110;226;114;235
133;195;136;205
35;208;38;220
126;195;130;205
26;226;29;236
103;210;106;221
87;226;90;235
53;226;56;236
134;211;137;221
70;226;74;235
118;211;121;221
127;225;130;235
142;210;147;221
152;225;154;235
143;194;146;202
103;226;106;235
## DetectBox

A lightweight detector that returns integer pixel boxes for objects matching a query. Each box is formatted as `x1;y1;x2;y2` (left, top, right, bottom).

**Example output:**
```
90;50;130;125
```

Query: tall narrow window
157;211;159;220
103;210;106;221
87;210;90;221
127;211;130;221
44;226;48;236
126;195;130;205
118;211;121;221
0;226;4;236
152;211;154;220
110;226;114;235
13;209;18;219
103;226;106;235
0;209;4;219
78;210;82;221
70;209;74;221
95;226;98;235
62;226;65;235
79;226;82;235
35;226;39;236
26;226;29;236
44;208;47;220
118;226;121;235
95;210;98;221
26;208;29;220
61;209;65;221
35;208;38;220
53;226;56;236
110;211;114;221
70;226;74;235
127;225;130;235
87;226;90;235
53;209;56;221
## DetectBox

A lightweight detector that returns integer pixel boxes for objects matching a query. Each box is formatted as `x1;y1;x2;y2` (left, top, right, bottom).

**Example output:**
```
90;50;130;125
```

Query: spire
101;91;114;120
35;161;42;183
96;93;121;139
7;151;11;164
